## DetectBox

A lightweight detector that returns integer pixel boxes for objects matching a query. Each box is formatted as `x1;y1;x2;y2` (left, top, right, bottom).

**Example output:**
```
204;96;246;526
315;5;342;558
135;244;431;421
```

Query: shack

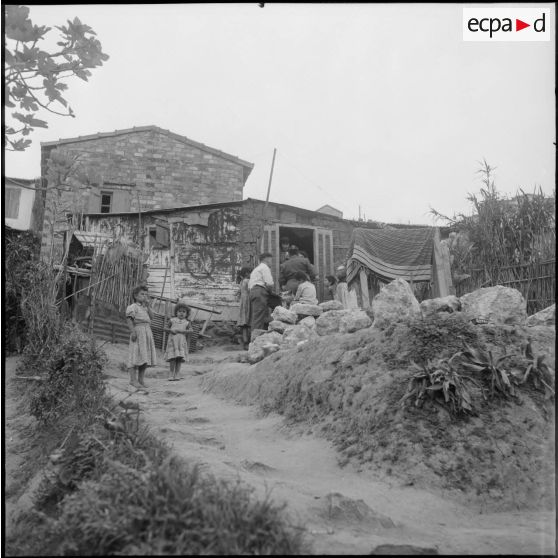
346;227;453;307
79;198;422;321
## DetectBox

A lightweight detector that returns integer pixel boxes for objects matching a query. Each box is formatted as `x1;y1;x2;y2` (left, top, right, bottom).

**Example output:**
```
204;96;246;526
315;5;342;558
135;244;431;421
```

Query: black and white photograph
3;3;555;555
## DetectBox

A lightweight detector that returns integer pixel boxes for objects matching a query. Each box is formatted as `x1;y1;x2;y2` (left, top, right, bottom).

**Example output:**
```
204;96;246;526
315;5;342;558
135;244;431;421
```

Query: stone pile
246;301;372;364
244;278;554;365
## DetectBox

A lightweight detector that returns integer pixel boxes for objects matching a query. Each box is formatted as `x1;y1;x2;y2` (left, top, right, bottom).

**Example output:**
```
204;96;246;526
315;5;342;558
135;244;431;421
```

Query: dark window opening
100;191;113;213
278;226;315;263
148;224;170;249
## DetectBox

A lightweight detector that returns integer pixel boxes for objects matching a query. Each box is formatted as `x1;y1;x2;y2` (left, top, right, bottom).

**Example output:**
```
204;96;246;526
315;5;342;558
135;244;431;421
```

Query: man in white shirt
249;252;274;336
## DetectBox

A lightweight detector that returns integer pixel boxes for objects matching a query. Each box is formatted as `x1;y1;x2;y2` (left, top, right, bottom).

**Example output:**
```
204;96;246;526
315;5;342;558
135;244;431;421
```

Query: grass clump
9;418;305;556
27;323;107;426
8;366;305;556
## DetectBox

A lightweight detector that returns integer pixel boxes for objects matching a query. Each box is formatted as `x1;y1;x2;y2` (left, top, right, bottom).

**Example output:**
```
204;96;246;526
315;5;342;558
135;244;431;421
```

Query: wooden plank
360;268;370;308
432;228;451;297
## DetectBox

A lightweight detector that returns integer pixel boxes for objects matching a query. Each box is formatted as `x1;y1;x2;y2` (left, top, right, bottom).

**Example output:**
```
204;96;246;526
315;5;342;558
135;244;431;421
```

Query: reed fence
88;243;148;313
455;259;555;315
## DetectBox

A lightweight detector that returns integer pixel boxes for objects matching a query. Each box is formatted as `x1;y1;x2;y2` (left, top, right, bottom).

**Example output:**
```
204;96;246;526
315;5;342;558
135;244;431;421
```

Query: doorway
278;226;315;263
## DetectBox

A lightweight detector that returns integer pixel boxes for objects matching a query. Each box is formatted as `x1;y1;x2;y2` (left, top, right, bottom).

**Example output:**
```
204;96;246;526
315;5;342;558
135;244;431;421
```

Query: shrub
29;323;107;425
401;313;481;365
4;227;41;353
17;422;305;556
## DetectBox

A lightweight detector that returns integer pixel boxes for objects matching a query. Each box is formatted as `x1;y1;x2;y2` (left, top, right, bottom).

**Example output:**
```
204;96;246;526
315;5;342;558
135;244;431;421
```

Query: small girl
324;274;338;301
236;266;252;350
292;271;319;305
164;303;191;381
126;285;157;390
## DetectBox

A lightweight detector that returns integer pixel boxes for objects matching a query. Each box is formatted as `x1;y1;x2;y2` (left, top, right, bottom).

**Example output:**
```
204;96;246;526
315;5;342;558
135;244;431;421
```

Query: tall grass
431;160;555;311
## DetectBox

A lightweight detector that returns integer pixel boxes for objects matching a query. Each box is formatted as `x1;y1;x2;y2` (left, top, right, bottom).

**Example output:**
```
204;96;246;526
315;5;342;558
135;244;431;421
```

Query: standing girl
126;285;158;390
236;266;252;350
324;275;338;301
164;303;191;380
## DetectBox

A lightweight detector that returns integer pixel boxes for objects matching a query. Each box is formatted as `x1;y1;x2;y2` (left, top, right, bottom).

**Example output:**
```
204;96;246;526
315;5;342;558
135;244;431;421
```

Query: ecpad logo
463;8;551;41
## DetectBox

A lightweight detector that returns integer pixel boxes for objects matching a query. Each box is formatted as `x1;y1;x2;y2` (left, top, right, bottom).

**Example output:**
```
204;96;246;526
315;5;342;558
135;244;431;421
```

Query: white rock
420;295;461;319
290;303;323;317
319;300;344;311
371;278;421;330
282;323;319;348
338;310;373;334
271;306;297;324
247;331;283;363
268;320;288;334
525;304;555;327
316;309;352;336
299;316;316;329
460;285;527;325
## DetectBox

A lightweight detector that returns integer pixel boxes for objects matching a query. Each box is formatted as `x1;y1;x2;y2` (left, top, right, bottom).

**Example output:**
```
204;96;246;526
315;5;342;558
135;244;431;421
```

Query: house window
5;187;21;219
100;191;113;213
148;225;170;249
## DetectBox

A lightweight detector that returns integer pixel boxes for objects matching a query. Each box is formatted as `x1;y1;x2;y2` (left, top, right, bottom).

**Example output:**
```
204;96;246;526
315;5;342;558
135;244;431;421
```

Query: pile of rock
245;300;373;364
244;277;554;365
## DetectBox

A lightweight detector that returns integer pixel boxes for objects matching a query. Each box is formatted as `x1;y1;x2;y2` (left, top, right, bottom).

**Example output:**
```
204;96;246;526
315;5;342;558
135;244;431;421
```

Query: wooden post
359;269;370;308
256;148;277;253
432;228;453;297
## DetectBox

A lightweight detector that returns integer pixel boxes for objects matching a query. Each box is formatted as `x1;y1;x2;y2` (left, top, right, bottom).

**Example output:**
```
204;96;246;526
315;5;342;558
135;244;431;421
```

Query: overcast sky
4;3;556;224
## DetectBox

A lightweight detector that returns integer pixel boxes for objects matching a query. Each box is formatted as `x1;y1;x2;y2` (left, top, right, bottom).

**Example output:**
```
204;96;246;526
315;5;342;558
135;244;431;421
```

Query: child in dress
235;266;252;350
126;285;158;390
164;303;191;381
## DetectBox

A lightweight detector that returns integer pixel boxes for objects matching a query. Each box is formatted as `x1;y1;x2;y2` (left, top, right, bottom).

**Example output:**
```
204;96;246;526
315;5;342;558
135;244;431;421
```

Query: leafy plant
457;344;517;400
29;323;107;425
4;5;109;150
4;227;41;353
516;341;555;399
400;357;478;416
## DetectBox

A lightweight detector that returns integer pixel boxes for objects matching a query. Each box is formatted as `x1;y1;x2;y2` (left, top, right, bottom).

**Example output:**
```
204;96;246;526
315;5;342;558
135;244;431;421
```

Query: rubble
271;306;297;324
525;304;555;327
316;309;352;336
247;331;282;364
319;300;344;311
460;285;527;325
338;310;372;334
290;303;323;318
419;295;461;318
371;278;421;330
268;320;289;334
282;323;319;348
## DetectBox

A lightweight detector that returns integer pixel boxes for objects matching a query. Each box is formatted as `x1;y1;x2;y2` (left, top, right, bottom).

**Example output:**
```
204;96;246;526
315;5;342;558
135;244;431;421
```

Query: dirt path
102;343;555;555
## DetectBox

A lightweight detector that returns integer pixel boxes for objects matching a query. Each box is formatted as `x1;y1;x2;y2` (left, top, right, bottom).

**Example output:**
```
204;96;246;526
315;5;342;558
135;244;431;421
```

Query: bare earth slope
94;341;555;555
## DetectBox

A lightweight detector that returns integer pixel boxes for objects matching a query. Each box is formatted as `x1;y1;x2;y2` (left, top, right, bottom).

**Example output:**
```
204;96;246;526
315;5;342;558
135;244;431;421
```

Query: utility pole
256;148;277;260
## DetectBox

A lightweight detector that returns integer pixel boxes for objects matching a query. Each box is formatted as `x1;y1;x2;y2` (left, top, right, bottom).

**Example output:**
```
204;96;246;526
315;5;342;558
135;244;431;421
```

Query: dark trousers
249;286;270;332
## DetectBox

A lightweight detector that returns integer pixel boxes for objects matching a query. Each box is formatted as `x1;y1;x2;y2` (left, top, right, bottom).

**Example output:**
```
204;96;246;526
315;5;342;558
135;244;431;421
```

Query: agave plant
400;358;478;416
457;344;517;399
517;341;555;400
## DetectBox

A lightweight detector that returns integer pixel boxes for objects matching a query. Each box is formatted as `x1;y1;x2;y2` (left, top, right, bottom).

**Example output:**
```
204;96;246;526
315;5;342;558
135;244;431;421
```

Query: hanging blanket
346;228;435;284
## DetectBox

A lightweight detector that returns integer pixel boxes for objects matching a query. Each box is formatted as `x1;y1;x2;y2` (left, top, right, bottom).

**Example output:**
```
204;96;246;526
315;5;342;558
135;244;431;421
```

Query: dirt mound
202;321;555;512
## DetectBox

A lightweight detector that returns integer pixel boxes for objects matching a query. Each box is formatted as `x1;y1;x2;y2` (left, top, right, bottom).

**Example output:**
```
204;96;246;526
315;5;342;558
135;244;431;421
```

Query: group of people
124;250;358;388
125;284;191;390
236;245;357;349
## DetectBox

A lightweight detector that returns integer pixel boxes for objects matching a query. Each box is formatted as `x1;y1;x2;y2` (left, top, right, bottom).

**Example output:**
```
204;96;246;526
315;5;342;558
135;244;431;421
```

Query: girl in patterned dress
126;285;158;390
164;303;191;381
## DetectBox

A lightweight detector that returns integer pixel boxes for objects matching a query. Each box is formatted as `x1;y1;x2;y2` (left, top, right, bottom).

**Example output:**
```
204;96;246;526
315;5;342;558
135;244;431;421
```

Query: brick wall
40;129;250;261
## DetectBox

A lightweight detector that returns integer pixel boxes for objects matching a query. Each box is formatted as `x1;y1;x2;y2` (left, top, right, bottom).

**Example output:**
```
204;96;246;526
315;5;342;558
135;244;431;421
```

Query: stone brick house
35;125;253;260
